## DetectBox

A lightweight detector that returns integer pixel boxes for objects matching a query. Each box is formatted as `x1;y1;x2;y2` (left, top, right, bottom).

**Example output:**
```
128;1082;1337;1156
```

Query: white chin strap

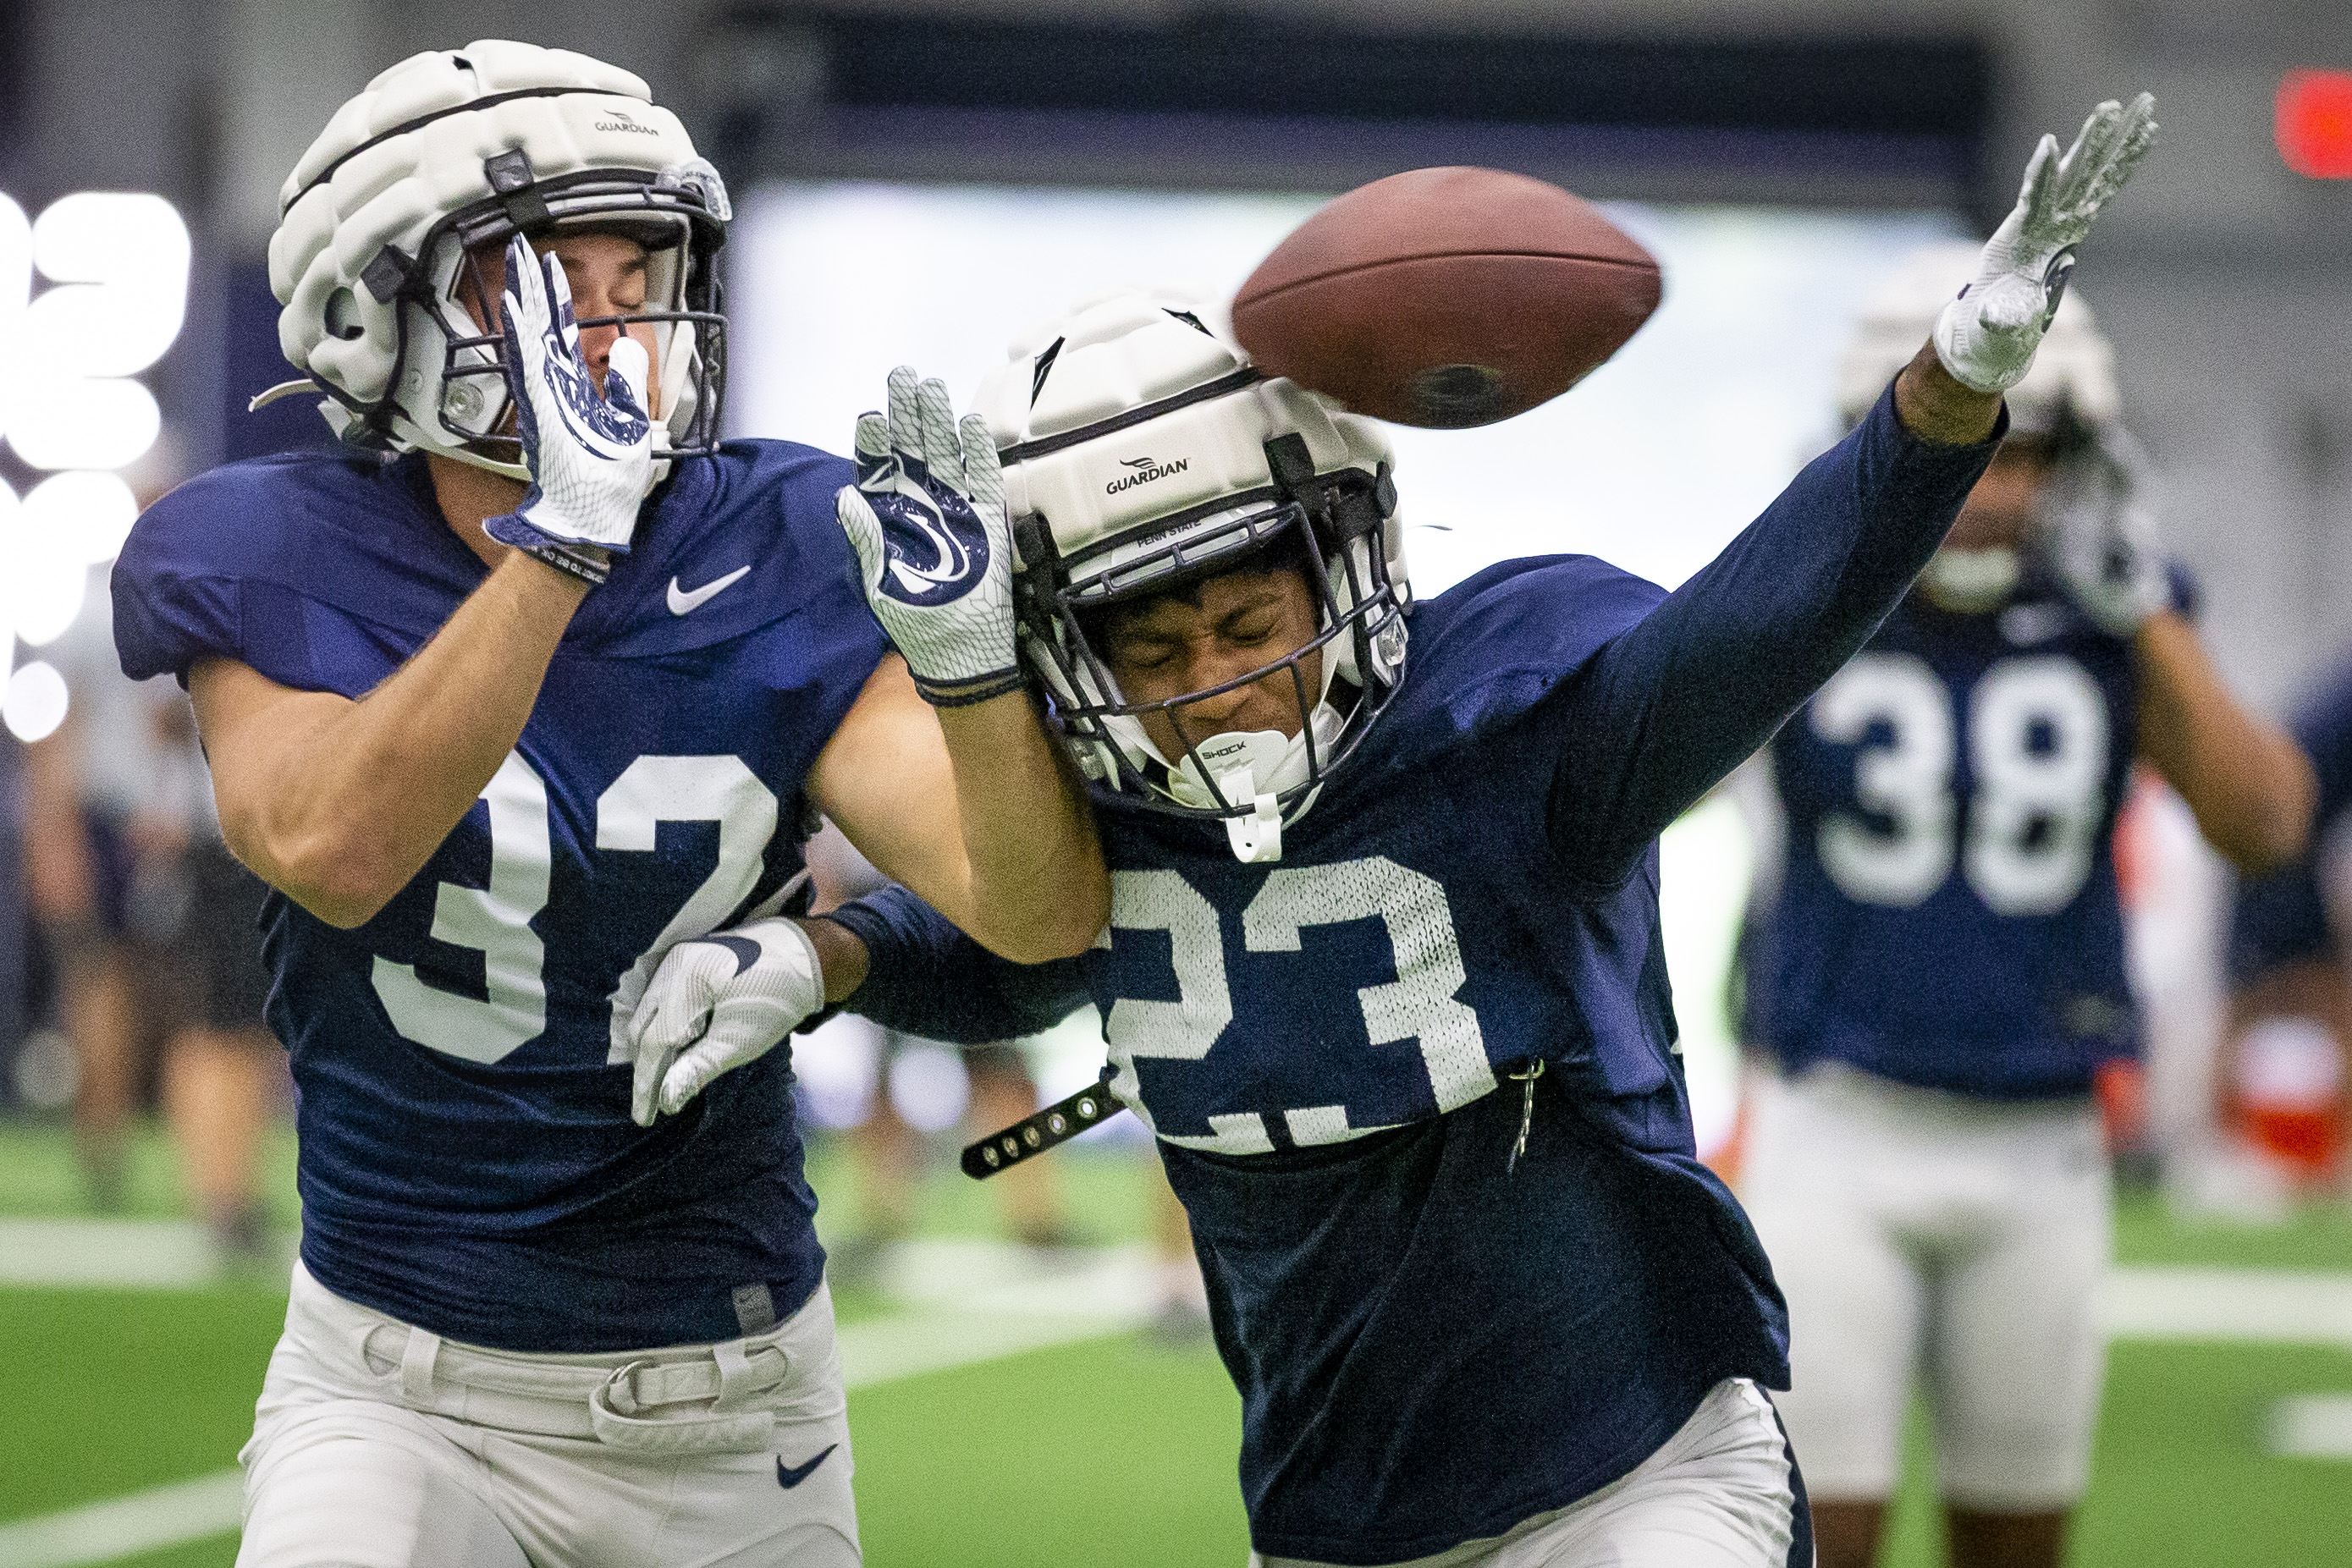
1162;705;1344;863
1919;546;2020;613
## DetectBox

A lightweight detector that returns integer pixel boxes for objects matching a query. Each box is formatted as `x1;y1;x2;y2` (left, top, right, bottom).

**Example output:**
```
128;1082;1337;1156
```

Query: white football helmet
982;289;1409;861
265;40;730;478
1839;240;2147;610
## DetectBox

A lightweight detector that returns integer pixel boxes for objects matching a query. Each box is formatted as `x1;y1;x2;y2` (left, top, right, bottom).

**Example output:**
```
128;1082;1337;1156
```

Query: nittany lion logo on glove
846;369;995;607
836;367;1023;707
484;234;657;561
502;237;653;464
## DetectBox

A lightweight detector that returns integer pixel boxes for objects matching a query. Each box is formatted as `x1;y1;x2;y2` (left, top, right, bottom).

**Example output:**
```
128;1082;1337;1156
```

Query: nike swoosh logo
776;1444;838;1488
668;566;751;616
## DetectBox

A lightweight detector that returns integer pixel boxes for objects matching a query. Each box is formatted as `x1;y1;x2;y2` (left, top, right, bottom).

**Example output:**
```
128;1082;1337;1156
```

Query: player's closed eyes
1115;644;1180;675
571;271;647;313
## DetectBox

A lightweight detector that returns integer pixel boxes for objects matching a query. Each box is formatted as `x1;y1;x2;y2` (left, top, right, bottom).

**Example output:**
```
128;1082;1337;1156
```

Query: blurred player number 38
1813;652;2111;916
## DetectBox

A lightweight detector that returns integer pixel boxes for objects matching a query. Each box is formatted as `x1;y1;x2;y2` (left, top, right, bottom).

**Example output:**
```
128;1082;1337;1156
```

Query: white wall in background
729;179;1956;596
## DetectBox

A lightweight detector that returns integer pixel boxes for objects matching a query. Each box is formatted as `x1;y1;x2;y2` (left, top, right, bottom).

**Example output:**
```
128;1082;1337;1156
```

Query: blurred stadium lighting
3;657;69;742
0;476;91;649
2276;69;2352;178
23;469;138;564
4;553;86;646
4;192;186;470
7;375;162;470
27;193;190;377
1;188;187;682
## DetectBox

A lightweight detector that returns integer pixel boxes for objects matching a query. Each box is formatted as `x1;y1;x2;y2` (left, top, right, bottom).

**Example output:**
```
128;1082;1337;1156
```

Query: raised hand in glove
484;234;655;579
835;367;1022;707
1935;94;2158;397
625;918;826;1125
2043;436;2172;638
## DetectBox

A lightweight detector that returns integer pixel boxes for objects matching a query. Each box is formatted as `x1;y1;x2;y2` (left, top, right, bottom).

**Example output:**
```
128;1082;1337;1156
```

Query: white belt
359;1313;802;1455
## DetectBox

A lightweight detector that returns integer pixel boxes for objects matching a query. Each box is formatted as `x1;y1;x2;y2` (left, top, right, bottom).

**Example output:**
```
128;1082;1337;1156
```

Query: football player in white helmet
984;288;1410;865
1737;242;2314;1568
112;41;1104;1568
697;94;2167;1568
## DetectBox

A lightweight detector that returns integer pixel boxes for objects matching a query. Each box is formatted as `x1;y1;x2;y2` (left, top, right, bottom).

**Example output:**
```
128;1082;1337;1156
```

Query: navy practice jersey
2232;653;2352;982
1749;564;2186;1098
113;442;886;1352
836;388;1997;1564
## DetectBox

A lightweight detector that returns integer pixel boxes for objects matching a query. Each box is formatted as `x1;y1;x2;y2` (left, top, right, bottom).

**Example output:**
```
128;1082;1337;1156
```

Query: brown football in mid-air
1231;167;1663;429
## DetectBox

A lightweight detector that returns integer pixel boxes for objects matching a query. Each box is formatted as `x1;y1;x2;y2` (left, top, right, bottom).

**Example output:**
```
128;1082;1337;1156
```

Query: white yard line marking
0;1471;244;1568
11;1218;2348;1346
840;1307;1137;1388
2267;1395;2352;1459
2100;1266;2352;1347
0;1219;292;1290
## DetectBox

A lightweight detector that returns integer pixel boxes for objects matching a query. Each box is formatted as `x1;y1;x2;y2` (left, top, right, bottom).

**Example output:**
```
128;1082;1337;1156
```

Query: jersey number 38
1812;652;2112;916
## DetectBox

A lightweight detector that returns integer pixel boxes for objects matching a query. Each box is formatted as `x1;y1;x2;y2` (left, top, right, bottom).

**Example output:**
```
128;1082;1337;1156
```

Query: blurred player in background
801;820;1075;1263
1736;248;2314;1568
20;440;284;1261
2225;651;2352;1191
658;96;2158;1568
22;677;280;1257
111;41;1102;1568
20;666;151;1208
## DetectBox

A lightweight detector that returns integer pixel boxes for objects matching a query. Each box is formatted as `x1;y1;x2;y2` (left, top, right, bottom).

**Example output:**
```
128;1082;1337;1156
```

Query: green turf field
4;1119;2349;1566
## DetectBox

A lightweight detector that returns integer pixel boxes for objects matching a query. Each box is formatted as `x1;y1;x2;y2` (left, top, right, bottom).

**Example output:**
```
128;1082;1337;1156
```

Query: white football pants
1251;1377;1810;1568
1740;1065;2110;1511
235;1261;859;1567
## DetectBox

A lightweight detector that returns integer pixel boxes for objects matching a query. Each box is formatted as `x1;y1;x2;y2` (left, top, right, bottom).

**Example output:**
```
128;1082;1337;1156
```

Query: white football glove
2043;436;2171;638
483;234;656;562
626;918;826;1126
1933;94;2158;397
835;367;1022;706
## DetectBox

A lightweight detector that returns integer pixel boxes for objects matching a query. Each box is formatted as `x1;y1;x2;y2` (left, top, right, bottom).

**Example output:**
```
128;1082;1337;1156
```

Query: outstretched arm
1547;94;2156;889
613;848;1093;1124
819;883;1093;1043
807;657;1106;964
1549;355;2001;887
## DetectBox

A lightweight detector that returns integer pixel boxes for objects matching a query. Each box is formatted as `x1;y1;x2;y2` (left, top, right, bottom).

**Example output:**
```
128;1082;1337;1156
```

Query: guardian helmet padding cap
987;289;1412;856
268;41;729;476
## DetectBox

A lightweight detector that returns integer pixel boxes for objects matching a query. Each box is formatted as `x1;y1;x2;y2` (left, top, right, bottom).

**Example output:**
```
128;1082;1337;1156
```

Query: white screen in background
729;180;1961;1157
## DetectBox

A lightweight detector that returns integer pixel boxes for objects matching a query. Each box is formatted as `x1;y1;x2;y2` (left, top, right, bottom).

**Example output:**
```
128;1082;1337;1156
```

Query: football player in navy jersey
1737;247;2314;1568
653;99;2158;1567
110;42;1104;1568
